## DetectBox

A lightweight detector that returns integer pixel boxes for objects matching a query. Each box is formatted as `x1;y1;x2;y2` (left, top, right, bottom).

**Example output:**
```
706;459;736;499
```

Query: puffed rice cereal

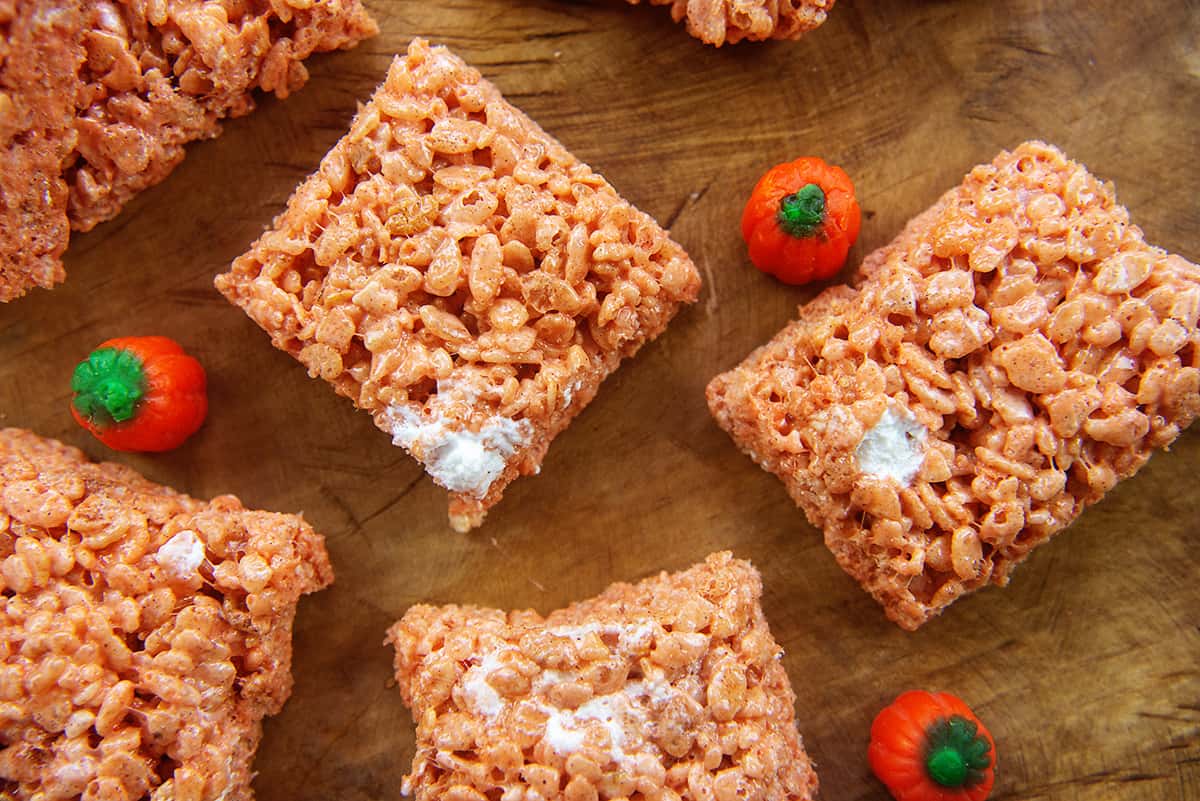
0;428;334;801
0;0;378;302
707;141;1200;630
387;552;818;801
629;0;835;46
216;39;702;532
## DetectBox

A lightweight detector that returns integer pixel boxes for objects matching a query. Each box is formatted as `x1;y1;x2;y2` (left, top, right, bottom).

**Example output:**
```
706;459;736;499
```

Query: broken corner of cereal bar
386;551;819;801
0;0;378;302
0;1;82;302
0;427;333;801
630;0;835;46
707;140;1200;630
216;39;702;532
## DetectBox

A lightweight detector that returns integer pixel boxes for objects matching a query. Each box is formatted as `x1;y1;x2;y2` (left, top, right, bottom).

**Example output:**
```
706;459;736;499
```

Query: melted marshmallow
545;623;605;644
545;621;657;652
453;621;680;767
543;711;586;752
855;407;927;484
538;675;677;765
387;405;532;498
573;694;628;751
538;623;681;763
562;377;584;407
155;530;205;577
460;650;507;718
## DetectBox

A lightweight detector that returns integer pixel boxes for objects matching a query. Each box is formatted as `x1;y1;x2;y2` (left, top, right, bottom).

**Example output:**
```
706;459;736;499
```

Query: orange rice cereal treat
0;0;377;302
0;428;334;801
215;39;702;532
67;0;379;232
386;552;819;801
0;0;84;302
628;0;835;46
708;141;1200;630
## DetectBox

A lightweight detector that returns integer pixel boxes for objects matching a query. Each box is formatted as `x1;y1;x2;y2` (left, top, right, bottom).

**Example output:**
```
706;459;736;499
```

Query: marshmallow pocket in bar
628;0;835;47
0;428;333;801
387;552;818;801
217;39;701;532
707;141;1200;630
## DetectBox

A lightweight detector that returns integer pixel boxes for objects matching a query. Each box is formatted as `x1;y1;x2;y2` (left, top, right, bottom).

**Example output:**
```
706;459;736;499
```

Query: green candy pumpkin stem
776;183;827;238
71;348;146;425
927;745;969;787
924;715;993;788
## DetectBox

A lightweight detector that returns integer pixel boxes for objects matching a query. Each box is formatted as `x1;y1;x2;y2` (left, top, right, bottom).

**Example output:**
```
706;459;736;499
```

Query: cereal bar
707;141;1200;630
0;428;334;801
629;0;835;46
67;0;379;232
0;0;83;302
0;0;377;301
387;552;819;801
216;39;702;532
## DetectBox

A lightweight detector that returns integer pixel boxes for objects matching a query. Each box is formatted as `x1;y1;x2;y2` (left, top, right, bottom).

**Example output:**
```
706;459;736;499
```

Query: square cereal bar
630;0;835;46
707;141;1200;630
387;552;818;801
0;0;377;301
216;39;701;532
0;428;333;801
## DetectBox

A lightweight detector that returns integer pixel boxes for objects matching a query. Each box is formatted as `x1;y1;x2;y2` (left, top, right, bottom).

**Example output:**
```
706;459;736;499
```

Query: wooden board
2;1;1198;799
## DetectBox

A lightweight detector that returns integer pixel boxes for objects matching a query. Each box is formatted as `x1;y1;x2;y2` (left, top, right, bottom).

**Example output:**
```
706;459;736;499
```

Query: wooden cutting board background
2;1;1198;799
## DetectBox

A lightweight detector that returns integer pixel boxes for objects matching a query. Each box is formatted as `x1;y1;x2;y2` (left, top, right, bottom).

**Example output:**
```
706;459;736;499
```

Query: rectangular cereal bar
0;0;378;301
630;0;835;46
387;552;819;801
0;428;333;801
707;141;1200;630
216;39;702;532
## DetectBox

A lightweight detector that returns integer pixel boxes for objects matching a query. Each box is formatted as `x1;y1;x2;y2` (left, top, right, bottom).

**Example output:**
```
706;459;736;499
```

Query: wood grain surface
2;1;1199;799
